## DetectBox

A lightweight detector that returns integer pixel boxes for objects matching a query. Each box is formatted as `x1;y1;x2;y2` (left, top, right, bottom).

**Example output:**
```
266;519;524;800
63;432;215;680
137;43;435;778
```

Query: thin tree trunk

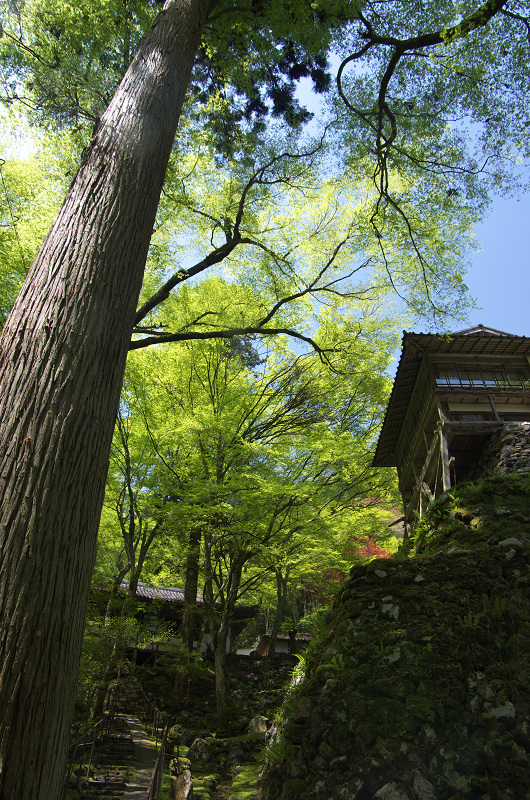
214;625;229;714
205;549;248;715
180;525;202;651
93;565;133;719
267;568;289;657
105;563;132;620
0;2;215;797
91;585;137;720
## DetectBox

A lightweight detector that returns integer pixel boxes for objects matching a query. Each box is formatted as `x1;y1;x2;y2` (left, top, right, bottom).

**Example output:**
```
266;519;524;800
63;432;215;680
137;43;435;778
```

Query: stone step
88;780;129;789
70;715;142;800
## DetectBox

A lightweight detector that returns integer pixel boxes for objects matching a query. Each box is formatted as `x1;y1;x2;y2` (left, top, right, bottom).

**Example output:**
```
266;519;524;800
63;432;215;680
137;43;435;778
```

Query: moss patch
229;763;261;799
260;474;530;800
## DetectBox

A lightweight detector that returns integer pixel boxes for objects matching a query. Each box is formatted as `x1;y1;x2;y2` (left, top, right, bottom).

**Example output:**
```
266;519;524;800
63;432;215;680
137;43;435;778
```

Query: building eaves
121;581;203;603
372;328;530;468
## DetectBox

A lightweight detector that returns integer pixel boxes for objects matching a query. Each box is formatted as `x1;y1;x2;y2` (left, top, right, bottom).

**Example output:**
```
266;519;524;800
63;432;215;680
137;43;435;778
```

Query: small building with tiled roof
373;325;530;529
92;580;258;660
255;632;311;657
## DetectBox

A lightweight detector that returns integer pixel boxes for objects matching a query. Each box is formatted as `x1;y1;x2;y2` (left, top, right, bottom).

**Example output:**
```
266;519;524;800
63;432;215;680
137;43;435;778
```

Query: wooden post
401;494;408;540
436;394;446;423
406;431;441;522
439;428;451;492
488;394;501;422
422;482;434;502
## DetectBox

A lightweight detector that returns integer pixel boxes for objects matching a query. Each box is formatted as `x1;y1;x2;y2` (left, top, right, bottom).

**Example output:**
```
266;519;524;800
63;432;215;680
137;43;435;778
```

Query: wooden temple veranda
373;325;530;531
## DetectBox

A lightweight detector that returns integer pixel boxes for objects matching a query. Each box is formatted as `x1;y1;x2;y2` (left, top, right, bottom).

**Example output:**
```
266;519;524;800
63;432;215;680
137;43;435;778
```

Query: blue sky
464;194;529;339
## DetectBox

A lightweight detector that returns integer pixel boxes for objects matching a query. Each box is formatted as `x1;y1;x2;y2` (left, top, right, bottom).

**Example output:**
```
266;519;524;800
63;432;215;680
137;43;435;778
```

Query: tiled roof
453;324;517;337
121;581;203;603
118;582;257;619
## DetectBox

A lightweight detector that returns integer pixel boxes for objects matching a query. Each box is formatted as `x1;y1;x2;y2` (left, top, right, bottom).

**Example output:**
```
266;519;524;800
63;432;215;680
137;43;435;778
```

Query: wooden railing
146;723;169;800
65;680;123;790
66;717;108;791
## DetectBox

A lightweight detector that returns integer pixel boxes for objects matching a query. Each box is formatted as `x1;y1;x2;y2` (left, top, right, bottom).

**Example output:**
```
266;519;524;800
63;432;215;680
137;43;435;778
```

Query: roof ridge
453;323;517;337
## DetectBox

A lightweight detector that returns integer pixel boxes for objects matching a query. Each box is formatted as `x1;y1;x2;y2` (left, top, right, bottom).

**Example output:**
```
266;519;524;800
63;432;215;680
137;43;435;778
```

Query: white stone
171;770;193;800
443;765;469;791
339;782;364;799
375;569;387;577
381;603;400;620
248;716;269;733
386;647;402;663
469;696;480;713
499;537;526;549
412;771;437;800
477;684;494;701
414;574;426;582
374;782;410;800
489;702;516;719
511;743;528;762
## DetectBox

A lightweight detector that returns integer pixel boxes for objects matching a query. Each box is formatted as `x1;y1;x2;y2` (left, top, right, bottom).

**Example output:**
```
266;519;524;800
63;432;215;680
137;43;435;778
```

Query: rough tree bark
0;1;215;797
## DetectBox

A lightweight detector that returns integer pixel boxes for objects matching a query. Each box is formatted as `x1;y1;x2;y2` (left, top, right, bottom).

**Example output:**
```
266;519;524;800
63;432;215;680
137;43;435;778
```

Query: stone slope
260;473;530;800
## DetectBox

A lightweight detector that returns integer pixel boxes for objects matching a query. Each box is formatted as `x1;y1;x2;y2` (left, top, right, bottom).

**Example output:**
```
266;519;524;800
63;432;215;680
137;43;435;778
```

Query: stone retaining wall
259;473;530;800
481;422;530;476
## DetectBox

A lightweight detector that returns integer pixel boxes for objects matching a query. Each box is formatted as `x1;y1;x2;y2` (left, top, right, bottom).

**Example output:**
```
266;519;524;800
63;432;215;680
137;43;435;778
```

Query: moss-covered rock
260;474;530;800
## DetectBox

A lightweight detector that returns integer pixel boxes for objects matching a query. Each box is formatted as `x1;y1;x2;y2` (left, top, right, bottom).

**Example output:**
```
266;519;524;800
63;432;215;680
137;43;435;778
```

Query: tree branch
129;325;334;361
134;238;240;325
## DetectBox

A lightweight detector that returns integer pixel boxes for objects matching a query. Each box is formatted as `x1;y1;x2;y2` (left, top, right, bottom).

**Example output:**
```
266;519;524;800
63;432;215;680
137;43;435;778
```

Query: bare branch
336;0;509;316
129;324;335;363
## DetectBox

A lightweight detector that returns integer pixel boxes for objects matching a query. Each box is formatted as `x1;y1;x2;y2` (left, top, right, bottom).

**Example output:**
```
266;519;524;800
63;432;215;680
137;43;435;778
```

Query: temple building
91;580;257;662
373;325;530;530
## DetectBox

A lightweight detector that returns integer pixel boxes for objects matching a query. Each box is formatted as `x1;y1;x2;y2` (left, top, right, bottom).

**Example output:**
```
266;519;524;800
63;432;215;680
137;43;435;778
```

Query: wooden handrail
146;724;169;800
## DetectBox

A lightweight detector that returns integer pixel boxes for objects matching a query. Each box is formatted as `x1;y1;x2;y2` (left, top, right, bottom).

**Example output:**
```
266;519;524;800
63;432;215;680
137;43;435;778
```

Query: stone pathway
80;715;137;800
122;715;159;798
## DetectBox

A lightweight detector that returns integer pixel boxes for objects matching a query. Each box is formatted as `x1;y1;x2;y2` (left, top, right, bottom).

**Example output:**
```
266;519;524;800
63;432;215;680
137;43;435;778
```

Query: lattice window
435;366;530;389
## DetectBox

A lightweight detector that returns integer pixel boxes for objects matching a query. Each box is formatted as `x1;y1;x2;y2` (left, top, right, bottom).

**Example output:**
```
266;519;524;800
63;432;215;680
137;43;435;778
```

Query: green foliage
297;609;330;638
0;0;159;129
2;0;523;331
0;129;65;325
402;473;530;559
76;612;142;710
457;610;483;630
482;593;506;616
98;283;401;618
0;0;347;153
329;653;345;672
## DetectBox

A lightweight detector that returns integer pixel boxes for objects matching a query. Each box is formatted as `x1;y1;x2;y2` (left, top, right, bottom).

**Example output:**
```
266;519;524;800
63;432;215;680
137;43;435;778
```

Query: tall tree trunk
105;563;132;620
267;567;289;658
0;2;214;797
180;525;202;651
202;547;248;715
213;622;229;714
93;565;133;719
